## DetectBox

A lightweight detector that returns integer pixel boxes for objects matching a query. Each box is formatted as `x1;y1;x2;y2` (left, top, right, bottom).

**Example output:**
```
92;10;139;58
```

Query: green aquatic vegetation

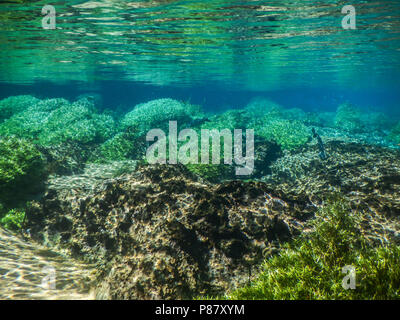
224;197;400;300
90;128;146;163
334;103;363;133
0;136;46;205
0;97;116;145
201;109;252;131
36;98;116;145
0;98;71;138
360;111;391;132
335;103;395;134
280;108;307;122
245;98;283;118
0;208;25;231
258;119;310;150
0;95;39;122
305;111;336;127
186;163;234;183
388;121;400;144
121;98;204;136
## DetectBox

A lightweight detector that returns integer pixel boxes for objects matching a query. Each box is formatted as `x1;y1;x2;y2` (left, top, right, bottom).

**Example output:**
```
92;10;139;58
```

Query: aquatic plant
121;98;204;136
0;95;39;122
225;196;400;300
90;128;146;163
280;108;308;122
0;97;116;145
0;208;25;231
388;121;400;144
334;103;363;133
0;98;69;139
185;163;234;183
0;136;46;205
360;111;391;132
201;109;251;131
245;98;283;119
258;119;310;150
307;111;336;127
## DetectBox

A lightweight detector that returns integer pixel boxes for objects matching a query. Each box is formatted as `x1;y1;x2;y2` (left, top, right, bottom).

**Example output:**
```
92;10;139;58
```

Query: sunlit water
0;227;95;300
1;0;400;299
1;0;399;92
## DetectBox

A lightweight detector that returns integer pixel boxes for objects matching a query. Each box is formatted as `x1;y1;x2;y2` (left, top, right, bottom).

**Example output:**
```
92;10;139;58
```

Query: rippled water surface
0;227;95;300
1;0;399;90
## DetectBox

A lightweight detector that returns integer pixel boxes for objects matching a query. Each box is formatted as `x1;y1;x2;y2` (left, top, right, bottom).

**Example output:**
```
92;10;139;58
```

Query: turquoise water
1;1;399;105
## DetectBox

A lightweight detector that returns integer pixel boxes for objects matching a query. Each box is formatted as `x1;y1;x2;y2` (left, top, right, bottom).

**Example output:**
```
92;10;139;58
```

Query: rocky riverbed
17;139;400;299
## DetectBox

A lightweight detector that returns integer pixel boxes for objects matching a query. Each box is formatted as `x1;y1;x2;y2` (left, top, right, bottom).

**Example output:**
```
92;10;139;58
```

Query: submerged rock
264;140;400;245
25;164;314;299
21;140;400;299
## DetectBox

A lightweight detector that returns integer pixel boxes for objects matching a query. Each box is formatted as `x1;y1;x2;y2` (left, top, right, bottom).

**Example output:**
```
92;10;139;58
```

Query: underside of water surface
0;0;400;300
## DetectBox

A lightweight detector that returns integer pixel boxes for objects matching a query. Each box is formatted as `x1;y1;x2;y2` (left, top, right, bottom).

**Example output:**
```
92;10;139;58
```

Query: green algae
222;196;400;300
0;97;116;146
0;136;46;205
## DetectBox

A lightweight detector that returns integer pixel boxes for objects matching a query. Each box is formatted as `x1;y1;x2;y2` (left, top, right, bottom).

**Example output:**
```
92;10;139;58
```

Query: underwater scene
0;0;400;301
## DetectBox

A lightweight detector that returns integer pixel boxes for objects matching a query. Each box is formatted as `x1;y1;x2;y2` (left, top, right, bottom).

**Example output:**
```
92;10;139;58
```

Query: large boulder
25;164;314;299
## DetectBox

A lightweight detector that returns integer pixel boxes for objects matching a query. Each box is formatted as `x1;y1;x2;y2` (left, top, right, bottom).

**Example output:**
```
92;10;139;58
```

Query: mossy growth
121;98;204;136
186;163;234;183
245;97;283;119
334;103;363;133
258;119;310;150
201;109;253;131
389;121;400;144
222;196;400;300
0;208;25;231
0;97;116;146
89;127;147;163
0;95;39;122
0;136;47;205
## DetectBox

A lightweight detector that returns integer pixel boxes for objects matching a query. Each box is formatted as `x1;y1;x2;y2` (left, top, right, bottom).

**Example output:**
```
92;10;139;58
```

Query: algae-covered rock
245;97;283;119
0;97;116;146
121;98;203;136
0;95;39;122
201;109;252;131
334;103;363;133
89;128;146;163
25;164;313;299
389;121;400;144
0;136;47;205
258;119;310;150
266;140;400;222
23;140;400;300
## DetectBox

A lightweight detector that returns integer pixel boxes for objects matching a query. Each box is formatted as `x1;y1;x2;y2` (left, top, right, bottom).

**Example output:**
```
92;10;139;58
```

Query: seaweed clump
0;208;25;231
0;136;47;206
389;121;400;144
225;196;400;300
121;98;204;136
0;95;39;122
0;97;116;146
258;119;310;150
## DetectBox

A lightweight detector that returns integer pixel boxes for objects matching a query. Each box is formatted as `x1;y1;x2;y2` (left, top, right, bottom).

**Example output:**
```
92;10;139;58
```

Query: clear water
1;0;400;300
1;0;399;112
